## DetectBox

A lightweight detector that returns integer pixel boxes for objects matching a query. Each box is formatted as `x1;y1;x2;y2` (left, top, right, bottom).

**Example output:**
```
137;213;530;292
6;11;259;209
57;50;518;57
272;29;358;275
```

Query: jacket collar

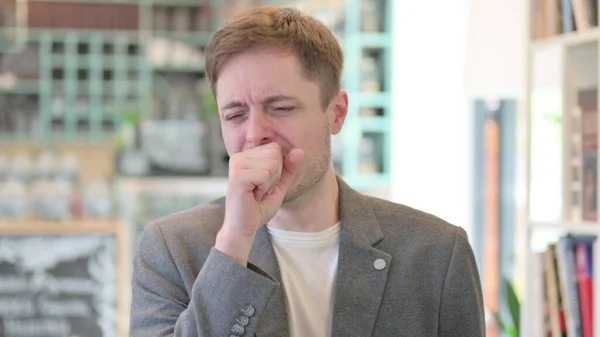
335;175;384;246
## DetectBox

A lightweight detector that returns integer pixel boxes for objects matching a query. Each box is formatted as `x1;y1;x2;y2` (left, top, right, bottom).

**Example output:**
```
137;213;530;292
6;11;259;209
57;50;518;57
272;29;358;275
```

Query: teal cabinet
340;0;391;191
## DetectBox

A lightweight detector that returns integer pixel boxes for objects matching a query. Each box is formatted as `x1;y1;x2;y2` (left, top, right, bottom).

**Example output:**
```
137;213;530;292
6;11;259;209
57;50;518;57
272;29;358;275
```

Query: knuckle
267;159;279;174
269;148;281;159
260;169;271;180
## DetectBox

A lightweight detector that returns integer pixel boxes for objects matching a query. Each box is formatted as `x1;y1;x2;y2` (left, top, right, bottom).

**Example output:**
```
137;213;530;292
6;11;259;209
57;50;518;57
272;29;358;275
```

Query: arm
129;222;278;337
438;226;486;337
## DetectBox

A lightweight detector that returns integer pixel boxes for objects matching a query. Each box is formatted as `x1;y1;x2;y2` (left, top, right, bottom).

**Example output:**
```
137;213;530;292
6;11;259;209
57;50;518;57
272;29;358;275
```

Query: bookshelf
522;1;600;336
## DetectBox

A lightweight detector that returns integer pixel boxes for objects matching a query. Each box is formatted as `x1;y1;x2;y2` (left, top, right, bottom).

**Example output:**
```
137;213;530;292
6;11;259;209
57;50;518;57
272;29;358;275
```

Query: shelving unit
335;0;392;192
0;219;123;234
522;2;600;336
0;0;391;192
0;0;210;142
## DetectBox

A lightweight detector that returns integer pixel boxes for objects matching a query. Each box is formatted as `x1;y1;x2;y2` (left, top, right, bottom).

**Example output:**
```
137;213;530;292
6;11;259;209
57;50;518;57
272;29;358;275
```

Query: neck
269;167;340;233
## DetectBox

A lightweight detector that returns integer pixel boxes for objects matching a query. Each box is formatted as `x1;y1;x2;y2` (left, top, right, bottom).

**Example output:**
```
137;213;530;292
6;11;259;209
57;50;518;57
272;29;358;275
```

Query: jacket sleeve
129;222;279;337
438;226;486;337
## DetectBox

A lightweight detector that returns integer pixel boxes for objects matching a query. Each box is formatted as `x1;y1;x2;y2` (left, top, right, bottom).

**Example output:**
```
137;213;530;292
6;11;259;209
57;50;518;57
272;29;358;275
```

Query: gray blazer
130;177;485;337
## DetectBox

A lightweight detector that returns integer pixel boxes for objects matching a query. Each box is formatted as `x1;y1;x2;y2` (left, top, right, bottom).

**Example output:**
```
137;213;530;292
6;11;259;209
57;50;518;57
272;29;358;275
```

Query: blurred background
0;0;590;336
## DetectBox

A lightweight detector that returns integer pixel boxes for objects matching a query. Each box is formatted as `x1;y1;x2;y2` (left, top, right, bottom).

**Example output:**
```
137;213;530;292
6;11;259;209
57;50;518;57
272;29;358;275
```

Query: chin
282;180;304;204
282;167;330;204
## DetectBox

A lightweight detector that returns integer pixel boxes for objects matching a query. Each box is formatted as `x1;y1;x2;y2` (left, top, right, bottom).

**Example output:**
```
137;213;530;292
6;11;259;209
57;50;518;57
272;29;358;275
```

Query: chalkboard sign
0;222;126;337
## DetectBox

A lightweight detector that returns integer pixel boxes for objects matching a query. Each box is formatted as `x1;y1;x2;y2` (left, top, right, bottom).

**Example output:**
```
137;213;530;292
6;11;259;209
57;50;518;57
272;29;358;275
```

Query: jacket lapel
248;227;290;337
331;178;392;337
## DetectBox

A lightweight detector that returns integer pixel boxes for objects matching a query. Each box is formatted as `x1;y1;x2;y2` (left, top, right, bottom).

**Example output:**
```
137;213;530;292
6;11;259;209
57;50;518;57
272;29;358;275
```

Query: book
556;236;582;337
562;0;577;33
548;0;563;35
532;251;550;337
576;240;595;337
545;244;568;337
571;0;591;30
532;0;545;39
585;0;598;26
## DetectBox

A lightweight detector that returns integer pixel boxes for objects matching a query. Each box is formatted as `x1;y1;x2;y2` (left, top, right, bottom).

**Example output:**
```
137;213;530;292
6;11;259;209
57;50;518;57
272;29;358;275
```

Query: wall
390;0;474;237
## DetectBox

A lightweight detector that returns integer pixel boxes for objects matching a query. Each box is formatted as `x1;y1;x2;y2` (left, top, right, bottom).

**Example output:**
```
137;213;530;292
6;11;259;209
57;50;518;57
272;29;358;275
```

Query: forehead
215;48;318;102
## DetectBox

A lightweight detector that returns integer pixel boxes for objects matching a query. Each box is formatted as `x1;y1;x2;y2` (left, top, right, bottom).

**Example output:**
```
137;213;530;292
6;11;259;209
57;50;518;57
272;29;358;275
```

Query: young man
130;6;485;337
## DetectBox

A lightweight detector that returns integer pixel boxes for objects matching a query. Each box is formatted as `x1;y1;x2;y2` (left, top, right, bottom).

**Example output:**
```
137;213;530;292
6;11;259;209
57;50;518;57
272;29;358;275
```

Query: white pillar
390;0;474;237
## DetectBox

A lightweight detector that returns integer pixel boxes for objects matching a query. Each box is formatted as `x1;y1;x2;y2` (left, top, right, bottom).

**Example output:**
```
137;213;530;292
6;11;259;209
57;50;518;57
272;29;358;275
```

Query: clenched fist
215;142;304;266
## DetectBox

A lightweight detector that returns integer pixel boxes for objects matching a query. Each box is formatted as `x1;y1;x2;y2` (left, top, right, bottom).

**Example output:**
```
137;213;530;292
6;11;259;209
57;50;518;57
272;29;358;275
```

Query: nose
246;110;273;147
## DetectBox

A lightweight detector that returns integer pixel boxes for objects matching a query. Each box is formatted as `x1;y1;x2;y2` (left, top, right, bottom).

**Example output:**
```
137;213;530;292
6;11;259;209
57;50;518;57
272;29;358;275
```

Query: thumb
276;148;305;194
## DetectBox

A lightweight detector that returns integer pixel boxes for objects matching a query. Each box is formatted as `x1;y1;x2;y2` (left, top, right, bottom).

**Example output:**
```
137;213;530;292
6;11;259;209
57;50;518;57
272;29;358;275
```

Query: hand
215;143;304;266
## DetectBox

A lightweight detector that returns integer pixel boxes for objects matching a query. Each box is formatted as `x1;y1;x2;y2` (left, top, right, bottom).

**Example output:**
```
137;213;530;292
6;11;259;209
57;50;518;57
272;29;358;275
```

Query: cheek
294;120;327;154
220;126;247;155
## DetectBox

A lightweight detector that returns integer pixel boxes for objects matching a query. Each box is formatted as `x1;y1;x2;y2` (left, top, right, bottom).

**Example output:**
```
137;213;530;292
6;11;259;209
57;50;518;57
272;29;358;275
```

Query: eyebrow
263;95;302;105
221;101;245;112
220;95;302;112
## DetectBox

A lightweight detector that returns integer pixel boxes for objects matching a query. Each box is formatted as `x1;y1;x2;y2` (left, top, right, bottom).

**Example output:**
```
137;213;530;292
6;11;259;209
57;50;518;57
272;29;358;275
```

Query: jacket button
241;304;255;317
236;315;250;326
231;323;245;335
374;258;386;270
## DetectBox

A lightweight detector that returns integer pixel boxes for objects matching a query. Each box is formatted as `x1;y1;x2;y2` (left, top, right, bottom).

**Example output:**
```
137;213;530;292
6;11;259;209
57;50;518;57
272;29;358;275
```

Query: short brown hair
204;6;344;110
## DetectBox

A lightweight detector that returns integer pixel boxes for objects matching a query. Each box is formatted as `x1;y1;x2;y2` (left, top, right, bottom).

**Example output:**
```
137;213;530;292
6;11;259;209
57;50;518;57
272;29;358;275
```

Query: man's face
215;47;347;203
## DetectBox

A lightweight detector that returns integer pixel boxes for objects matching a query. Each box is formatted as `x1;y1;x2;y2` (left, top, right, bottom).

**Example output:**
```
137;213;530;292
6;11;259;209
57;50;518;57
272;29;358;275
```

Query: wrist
215;225;255;267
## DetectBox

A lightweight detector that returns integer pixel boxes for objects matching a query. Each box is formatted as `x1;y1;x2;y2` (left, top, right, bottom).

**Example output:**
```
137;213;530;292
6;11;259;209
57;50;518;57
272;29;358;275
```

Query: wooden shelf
28;0;142;4
0;220;123;235
17;28;142;41
529;221;600;234
22;0;210;7
531;27;600;50
116;175;229;196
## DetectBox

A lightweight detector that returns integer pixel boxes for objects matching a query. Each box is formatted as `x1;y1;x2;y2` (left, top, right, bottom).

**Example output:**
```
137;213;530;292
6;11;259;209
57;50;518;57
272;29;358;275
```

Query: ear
329;90;348;135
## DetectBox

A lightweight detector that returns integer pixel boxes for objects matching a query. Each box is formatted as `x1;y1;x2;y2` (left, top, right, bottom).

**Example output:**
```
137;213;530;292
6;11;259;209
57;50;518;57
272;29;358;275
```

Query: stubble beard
282;124;332;204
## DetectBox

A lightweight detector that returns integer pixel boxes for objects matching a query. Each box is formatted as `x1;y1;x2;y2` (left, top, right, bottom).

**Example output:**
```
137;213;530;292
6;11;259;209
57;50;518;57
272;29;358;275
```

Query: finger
239;158;282;195
265;187;275;198
245;145;282;160
255;182;271;201
275;148;305;194
232;168;272;196
239;158;282;176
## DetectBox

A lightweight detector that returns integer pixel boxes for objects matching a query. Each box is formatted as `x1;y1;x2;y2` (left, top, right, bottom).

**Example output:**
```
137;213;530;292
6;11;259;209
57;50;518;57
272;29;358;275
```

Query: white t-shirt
267;222;341;337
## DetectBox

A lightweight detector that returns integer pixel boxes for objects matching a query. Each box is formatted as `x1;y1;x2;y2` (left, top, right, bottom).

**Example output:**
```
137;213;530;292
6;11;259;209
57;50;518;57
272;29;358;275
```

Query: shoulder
139;197;226;254
365;195;469;255
132;197;227;296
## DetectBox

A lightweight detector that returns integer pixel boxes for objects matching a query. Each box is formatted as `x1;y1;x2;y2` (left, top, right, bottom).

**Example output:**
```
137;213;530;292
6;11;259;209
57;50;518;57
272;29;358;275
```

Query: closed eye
274;107;294;112
224;113;244;121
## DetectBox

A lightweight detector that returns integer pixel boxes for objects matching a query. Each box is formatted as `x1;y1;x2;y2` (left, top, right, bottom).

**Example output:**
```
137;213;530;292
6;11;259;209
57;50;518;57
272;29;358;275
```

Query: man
130;6;485;337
